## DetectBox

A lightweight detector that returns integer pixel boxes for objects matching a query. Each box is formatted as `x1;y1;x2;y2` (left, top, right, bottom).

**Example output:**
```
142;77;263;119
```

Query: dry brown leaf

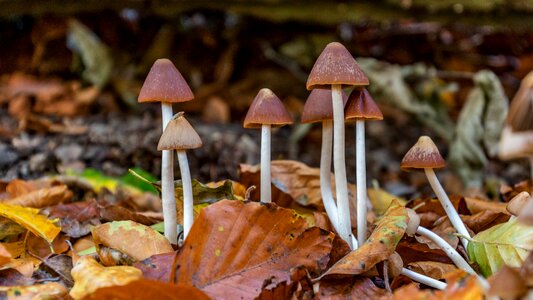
5;185;73;208
464;197;508;214
174;200;334;300
321;200;407;277
314;277;388;299
91;220;173;262
81;280;210;300
407;261;458;280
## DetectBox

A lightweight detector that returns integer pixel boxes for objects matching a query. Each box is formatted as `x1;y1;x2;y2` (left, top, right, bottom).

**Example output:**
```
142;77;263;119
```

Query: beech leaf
69;256;143;299
0;203;60;244
81;280;210;300
467;217;533;276
174;200;334;300
321;200;407;277
91;220;173;262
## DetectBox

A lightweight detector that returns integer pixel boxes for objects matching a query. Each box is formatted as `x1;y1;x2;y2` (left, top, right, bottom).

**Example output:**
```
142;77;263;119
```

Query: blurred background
1;0;532;200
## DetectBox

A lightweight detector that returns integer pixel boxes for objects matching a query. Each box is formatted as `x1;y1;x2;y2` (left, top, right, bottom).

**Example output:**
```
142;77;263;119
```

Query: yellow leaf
70;256;143;300
0;282;68;299
0;203;60;244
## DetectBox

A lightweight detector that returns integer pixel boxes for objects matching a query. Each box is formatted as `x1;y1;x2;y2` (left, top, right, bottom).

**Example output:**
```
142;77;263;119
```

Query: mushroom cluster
138;42;490;289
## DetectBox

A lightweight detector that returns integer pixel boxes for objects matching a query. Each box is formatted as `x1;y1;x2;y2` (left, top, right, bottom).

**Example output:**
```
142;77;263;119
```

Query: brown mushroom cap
507;71;533;132
401;136;446;170
157;112;202;150
138;58;194;103
306;42;369;90
243;88;293;128
345;88;383;121
300;87;348;124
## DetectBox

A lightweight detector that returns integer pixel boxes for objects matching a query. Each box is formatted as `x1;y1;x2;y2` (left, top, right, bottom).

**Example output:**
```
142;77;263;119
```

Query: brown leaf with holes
174;200;334;300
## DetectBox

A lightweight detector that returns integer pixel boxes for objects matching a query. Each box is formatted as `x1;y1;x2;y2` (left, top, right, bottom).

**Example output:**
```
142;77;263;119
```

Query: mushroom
244;88;292;203
301;87;348;233
138;58;194;244
345;88;383;245
307;42;369;249
158;112;202;239
401;136;471;248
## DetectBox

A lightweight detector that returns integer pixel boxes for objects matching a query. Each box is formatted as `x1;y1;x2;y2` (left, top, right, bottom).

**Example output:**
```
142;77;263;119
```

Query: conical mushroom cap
157;112;202;150
345;88;383;121
301;87;348;124
243;88;293;128
507;71;533;132
401;136;445;170
138;58;194;103
306;42;369;90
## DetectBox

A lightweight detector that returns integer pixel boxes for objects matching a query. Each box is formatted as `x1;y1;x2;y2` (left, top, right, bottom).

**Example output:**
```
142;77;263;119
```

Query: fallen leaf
390;283;436;299
174;200;334;299
406;261;457;280
488;265;527;299
435;270;484;300
0;282;68;299
133;251;177;282
69;256;143;300
67;19;112;88
462;210;510;234
314;277;388;299
0;217;25;240
464;197;508;215
321;200;407;277
5;185;73;208
92;220;173;261
467;217;533;276
0;269;35;286
35;254;74;287
42;199;101;238
0;203;60;244
82;280;210;300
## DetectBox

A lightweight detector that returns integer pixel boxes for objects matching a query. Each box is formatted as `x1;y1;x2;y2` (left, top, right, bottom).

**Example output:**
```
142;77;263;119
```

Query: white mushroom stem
416;226;490;290
331;84;353;249
355;119;367;246
177;150;193;239
161;102;177;244
416;226;474;274
401;268;447;290
261;124;271;203
320;120;340;233
424;168;470;248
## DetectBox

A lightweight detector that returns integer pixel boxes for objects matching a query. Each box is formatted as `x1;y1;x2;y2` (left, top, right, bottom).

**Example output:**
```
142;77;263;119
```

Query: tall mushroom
158;112;202;239
138;58;194;244
307;42;369;249
401;136;471;248
345;88;383;246
301;87;348;233
244;88;292;203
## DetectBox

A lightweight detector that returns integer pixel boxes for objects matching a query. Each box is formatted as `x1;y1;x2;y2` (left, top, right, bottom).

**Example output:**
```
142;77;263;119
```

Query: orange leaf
91;220;173;261
81;280;210;300
321;200;407;277
5;185;72;208
175;200;334;299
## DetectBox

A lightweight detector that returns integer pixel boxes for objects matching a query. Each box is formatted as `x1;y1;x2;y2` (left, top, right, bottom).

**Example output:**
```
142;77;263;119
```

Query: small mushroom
301;87;348;234
244;88;292;203
401;136;471;248
307;42;369;249
345;88;383;245
139;58;194;244
518;197;533;225
158;112;202;239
